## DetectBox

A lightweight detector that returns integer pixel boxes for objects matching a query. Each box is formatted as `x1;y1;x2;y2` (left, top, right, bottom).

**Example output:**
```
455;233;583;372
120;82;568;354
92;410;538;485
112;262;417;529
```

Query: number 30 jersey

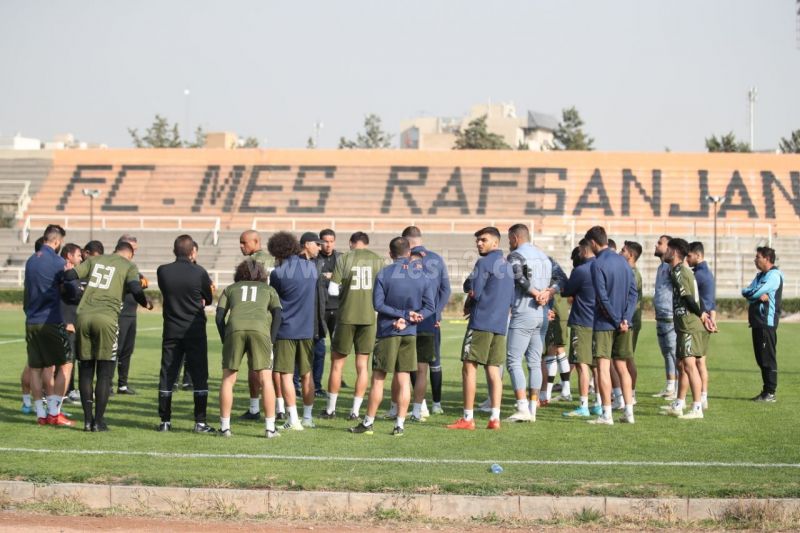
217;281;282;336
74;254;141;317
332;249;385;326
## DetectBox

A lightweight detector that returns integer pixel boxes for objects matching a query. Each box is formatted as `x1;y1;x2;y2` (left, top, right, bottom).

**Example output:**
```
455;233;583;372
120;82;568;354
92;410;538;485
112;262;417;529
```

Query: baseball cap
300;232;323;245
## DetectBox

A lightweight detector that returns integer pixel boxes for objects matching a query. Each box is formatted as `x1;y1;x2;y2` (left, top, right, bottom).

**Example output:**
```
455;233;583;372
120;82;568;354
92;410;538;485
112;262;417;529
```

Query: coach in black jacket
156;234;214;433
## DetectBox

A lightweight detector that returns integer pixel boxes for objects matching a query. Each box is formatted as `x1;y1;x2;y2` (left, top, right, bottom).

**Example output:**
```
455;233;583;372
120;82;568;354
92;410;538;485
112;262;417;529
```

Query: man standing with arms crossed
505;224;551;423
742;246;783;403
155;235;214;433
322;232;385;420
314;229;342;395
349;237;434;436
24;226;73;427
687;241;717;409
585;226;637;426
653;235;678;400
448;227;514;431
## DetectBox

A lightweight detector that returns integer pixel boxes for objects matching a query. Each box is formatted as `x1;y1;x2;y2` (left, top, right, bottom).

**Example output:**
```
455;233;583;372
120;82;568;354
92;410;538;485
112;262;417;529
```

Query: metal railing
21;215;221;245
251;216;537;234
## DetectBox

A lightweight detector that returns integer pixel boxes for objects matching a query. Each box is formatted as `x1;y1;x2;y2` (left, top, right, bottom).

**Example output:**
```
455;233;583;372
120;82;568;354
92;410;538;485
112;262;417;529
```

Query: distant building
204;131;239;149
400;103;558;151
0;134;41;150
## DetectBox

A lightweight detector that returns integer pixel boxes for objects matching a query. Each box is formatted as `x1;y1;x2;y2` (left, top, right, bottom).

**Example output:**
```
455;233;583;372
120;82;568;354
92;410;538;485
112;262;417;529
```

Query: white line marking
0;447;796;469
0;339;24;345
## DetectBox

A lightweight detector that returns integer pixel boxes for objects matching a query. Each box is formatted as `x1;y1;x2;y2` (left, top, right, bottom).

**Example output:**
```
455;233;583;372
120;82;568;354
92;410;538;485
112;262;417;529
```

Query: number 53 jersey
332;249;386;326
74;254;142;318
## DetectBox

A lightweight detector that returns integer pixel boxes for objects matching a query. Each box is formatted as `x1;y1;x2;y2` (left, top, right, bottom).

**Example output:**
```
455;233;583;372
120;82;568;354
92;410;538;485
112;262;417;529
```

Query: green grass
0;309;798;497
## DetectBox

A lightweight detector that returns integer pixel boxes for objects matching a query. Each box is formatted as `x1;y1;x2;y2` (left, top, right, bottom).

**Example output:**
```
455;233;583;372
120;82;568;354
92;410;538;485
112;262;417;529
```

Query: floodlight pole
82;188;101;240
706;195;725;290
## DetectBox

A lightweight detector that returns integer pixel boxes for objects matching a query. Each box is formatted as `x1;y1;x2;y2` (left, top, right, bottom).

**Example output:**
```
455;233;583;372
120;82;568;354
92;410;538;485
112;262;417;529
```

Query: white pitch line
0;447;797;469
0;338;24;345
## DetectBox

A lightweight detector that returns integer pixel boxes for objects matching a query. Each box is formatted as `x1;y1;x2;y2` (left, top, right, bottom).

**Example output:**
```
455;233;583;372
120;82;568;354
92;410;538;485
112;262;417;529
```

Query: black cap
300;232;323;245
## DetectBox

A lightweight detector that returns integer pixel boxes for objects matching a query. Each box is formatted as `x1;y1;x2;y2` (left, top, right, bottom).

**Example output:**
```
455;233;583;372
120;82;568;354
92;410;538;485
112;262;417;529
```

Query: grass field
0;308;798;498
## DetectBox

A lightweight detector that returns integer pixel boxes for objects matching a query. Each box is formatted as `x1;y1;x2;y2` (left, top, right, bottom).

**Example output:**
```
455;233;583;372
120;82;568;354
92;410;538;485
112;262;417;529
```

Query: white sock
692;402;703;413
396;416;405;429
249;397;260;414
363;415;374;426
327;393;338;414
22;393;32;407
46;395;60;416
276;398;285;414
701;391;708;403
624;405;633;417
220;417;230;431
463;409;474;421
287;405;299;424
632;390;637;402
594;393;602;407
34;399;46;418
265;417;275;432
612;387;622;399
667;380;676;392
387;401;397;415
579;396;588;409
421;399;428;411
352;396;364;415
545;382;554;400
516;399;529;412
674;398;686;410
603;405;612;419
303;404;313;420
561;381;571;397
529;402;537;417
412;403;421;418
433;401;442;409
490;407;500;420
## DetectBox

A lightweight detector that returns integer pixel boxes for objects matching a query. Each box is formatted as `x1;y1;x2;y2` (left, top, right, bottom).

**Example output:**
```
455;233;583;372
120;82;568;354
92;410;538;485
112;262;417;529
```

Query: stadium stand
3;149;799;296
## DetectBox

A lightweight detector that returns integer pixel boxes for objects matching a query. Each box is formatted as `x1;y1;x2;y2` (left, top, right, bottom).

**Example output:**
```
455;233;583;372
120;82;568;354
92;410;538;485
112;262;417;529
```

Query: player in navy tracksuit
448;227;514;431
585;226;638;425
349;237;434;436
687;241;717;409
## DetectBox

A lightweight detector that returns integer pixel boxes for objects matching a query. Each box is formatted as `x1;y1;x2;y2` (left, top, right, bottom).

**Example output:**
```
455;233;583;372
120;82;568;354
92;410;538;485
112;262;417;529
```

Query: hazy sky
1;1;798;151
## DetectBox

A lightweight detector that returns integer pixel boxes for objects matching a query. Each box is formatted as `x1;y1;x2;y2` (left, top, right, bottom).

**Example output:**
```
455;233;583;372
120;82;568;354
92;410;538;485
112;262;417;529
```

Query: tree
239;136;259;148
184;126;206;148
306;136;315;149
551;106;594;151
128;115;182;148
452;115;511;150
338;114;393;149
705;132;750;153
778;129;800;154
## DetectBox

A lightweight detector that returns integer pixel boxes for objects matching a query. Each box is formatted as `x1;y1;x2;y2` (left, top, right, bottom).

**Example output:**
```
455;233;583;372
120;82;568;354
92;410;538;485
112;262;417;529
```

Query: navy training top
24;245;66;325
590;248;638;331
562;257;596;328
410;246;451;334
373;258;435;338
270;255;318;340
465;249;514;335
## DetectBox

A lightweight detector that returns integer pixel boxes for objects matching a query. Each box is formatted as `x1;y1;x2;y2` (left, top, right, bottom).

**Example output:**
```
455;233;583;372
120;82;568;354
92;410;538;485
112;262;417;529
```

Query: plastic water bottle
490;463;503;474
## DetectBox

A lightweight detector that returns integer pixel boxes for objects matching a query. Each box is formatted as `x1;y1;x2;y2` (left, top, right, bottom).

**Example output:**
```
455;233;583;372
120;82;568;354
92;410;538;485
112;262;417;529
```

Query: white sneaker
506;409;532;422
618;413;635;424
702;399;708;410
660;406;684;417
678;410;704;420
431;403;444;415
265;429;281;439
282;420;304;431
67;390;80;402
301;418;316;428
663;390;677;401
382;409;397;420
421;405;430;418
588;416;613;425
477;398;492;413
555;394;572;402
652;387;672;398
612;396;625;411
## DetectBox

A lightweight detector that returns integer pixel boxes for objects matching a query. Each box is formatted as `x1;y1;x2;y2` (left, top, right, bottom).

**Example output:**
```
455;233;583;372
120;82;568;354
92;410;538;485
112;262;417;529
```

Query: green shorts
273;338;314;374
546;317;568;348
373;335;417;373
416;333;436;364
461;329;506;367
569;325;594;366
677;329;708;358
26;324;70;368
223;330;273;371
76;313;119;362
332;322;376;355
593;329;634;360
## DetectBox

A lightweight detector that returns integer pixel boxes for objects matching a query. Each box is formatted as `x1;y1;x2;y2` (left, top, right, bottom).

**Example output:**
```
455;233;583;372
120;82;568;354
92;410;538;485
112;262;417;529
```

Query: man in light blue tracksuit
504;224;552;423
653;235;678;399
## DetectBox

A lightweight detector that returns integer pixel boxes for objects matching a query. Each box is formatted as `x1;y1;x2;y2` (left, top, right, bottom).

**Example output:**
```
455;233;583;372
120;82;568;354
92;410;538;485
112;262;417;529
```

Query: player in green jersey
66;241;153;431
238;230;278;422
662;238;711;420
322;232;385;420
215;259;282;438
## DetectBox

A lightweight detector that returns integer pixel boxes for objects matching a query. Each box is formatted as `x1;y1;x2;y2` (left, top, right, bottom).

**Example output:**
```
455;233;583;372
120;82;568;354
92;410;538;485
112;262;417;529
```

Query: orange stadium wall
25;149;800;235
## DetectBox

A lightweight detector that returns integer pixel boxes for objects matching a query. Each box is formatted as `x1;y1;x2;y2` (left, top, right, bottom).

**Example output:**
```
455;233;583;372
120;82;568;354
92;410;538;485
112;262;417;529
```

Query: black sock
159;390;172;422
193;390;208;423
94;361;114;424
430;368;442;403
560;372;571;383
79;360;96;423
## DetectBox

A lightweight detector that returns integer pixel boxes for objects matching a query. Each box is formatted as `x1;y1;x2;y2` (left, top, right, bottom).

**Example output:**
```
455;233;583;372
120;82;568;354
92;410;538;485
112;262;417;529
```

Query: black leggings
79;360;115;425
